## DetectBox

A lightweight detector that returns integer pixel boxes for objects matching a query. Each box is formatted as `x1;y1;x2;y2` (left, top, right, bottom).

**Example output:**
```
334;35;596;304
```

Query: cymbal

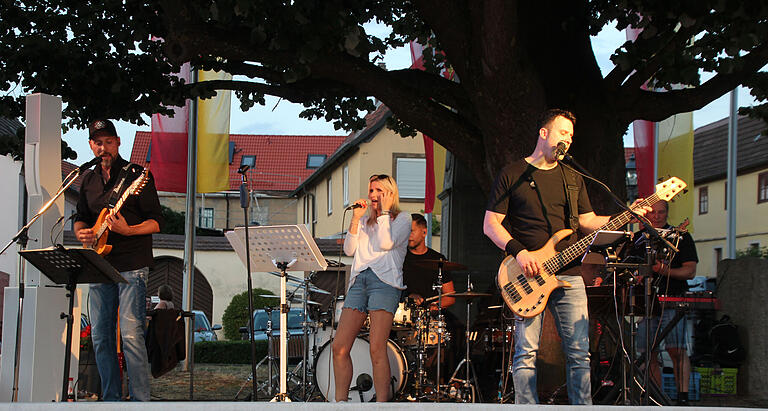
412;259;467;271
425;291;492;302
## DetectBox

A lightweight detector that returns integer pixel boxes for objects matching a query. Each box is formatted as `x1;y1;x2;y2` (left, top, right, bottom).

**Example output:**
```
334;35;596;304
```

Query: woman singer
331;174;410;402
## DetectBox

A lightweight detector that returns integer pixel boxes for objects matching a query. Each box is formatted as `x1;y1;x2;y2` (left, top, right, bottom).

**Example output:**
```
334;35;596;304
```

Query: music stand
229;225;327;401
18;246;125;402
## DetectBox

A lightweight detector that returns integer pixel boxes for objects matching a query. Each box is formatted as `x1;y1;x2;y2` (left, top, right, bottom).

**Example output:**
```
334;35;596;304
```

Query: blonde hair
367;174;401;225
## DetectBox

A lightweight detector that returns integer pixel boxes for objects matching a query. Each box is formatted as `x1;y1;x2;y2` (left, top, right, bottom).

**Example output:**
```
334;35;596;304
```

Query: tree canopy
2;1;767;207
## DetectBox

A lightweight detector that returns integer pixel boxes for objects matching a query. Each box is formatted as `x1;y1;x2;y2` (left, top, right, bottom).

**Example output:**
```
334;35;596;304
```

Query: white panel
0;156;22;279
0;287;81;402
23;93;63;286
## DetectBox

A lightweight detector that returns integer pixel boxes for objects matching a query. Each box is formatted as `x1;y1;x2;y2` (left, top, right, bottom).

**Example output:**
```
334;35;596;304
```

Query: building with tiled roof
291;104;440;241
692;115;768;277
130;131;345;230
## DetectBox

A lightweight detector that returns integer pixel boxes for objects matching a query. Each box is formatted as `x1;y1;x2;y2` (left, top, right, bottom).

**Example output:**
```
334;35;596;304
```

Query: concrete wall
694;169;768;277
717;257;768;400
0;155;22;278
160;192;298;230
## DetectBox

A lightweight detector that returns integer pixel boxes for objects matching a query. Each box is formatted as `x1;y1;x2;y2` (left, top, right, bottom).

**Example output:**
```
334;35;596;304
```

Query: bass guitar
497;176;686;318
87;168;149;256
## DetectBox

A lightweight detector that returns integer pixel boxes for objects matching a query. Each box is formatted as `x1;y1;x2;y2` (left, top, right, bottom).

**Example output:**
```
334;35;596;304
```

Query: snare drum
393;302;415;328
314;336;408;402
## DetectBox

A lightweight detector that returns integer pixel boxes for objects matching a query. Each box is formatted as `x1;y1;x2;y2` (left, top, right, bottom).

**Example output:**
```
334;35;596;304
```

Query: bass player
482;109;649;404
74;119;163;401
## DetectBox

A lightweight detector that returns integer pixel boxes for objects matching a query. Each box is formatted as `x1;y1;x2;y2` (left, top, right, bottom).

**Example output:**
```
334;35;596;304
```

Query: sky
62;23;759;166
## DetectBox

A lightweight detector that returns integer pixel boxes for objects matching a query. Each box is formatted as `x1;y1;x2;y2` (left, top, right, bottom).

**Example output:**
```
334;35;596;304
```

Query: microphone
555;142;572;161
78;156;103;171
350;373;373;401
345;203;364;210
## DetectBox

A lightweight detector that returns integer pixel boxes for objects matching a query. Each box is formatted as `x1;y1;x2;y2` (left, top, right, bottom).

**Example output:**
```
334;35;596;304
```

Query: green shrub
736;245;768;259
221;288;276;340
194;340;268;364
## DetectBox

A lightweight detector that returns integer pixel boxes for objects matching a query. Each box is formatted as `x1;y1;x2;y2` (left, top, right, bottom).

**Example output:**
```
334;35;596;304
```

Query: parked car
192;310;222;342
239;307;305;341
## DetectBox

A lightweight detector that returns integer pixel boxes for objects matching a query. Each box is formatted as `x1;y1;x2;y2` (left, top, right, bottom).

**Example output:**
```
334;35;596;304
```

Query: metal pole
182;67;199;380
727;89;738;259
426;212;432;248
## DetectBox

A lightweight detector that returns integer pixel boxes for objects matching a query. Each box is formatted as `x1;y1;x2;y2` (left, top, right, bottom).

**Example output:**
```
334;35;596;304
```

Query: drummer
402;213;456;308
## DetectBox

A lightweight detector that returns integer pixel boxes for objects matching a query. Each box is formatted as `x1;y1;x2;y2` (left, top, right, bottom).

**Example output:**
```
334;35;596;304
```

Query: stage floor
0;402;764;410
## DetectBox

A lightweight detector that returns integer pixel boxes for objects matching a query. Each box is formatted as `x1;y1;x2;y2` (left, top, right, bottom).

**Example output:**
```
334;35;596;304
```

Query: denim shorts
344;267;400;314
636;308;687;351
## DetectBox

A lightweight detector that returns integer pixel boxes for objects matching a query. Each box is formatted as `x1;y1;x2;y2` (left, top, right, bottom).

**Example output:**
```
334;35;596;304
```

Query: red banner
151;62;190;193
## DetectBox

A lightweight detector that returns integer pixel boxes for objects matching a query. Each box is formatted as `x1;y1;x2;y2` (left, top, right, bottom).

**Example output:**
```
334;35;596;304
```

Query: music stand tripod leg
60;272;78;401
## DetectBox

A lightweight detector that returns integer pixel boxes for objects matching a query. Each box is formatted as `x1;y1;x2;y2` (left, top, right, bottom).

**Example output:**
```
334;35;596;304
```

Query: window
343;165;349;207
724;182;727;210
229;142;236;164
327;176;333;215
241;155;256;168
395;156;426;199
699;186;709;214
713;247;723;275
307;154;327;169
198;207;214;228
759;172;768;204
146;141;152;163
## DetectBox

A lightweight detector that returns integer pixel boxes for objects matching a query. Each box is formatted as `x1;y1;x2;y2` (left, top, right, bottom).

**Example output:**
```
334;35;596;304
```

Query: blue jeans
344;268;400;314
513;274;592;404
89;267;150;401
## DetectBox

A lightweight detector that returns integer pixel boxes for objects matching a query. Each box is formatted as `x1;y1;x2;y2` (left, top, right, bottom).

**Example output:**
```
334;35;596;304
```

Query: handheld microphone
555;142;572;161
78;156;103;171
345;203;364;210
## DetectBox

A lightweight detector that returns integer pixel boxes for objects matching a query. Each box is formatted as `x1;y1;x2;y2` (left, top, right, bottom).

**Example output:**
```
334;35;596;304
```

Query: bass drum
314;336;408;402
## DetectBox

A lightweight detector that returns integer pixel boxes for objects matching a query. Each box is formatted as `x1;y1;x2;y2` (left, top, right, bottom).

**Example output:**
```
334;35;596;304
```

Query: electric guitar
497;176;687;318
87;168;149;255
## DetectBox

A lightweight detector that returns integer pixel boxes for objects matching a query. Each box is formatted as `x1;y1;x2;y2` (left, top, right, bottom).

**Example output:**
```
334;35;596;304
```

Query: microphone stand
559;153;677;404
237;165;259;401
0;166;85;402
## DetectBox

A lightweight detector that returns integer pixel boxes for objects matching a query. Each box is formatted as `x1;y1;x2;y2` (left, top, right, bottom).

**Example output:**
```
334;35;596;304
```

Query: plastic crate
695;367;738;396
662;371;700;401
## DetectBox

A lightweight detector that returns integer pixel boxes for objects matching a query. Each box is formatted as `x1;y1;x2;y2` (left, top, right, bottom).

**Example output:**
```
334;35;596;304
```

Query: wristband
381;210;390;215
505;239;526;257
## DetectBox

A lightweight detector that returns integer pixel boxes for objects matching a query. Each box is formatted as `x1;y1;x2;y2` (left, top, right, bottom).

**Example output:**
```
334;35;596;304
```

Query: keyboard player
633;200;698;405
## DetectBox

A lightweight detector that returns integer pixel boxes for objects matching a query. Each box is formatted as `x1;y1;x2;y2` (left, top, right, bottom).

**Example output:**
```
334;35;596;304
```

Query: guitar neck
542;192;662;275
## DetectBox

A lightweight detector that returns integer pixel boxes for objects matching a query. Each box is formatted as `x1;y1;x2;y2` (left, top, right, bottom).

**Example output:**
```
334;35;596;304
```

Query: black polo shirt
75;156;163;272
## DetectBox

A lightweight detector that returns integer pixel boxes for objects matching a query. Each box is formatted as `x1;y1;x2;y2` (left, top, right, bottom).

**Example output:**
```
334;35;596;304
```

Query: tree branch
622;42;768;122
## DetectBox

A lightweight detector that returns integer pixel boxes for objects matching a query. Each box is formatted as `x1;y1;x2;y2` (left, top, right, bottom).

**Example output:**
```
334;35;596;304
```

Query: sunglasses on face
369;174;391;182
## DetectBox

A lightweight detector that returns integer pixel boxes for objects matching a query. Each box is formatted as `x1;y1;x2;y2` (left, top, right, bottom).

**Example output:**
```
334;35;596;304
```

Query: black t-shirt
403;248;453;298
486;159;593;276
75;156;164;272
631;224;699;296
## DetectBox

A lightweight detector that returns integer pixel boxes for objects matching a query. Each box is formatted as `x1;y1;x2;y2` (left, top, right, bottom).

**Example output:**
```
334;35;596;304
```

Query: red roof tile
624;147;635;163
130;132;345;192
61;160;90;192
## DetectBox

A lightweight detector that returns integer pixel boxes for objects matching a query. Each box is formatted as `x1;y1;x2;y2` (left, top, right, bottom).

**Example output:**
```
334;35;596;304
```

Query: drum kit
239;259;498;403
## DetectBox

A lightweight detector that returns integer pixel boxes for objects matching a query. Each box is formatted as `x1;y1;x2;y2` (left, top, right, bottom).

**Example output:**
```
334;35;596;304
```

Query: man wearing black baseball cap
74;119;163;401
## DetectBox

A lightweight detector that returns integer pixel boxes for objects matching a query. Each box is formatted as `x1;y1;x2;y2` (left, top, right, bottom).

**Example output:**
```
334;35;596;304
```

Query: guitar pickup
516;274;534;294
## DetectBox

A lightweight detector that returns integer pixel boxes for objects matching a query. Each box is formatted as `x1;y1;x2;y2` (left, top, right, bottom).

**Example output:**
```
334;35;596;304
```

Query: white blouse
343;211;411;290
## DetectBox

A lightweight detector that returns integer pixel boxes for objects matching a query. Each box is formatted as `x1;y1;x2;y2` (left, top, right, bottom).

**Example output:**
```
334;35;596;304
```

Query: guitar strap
107;163;139;208
559;163;580;232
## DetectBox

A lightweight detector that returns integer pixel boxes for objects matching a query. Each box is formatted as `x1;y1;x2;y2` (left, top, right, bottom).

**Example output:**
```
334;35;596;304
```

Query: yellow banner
657;112;695;232
196;69;232;193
